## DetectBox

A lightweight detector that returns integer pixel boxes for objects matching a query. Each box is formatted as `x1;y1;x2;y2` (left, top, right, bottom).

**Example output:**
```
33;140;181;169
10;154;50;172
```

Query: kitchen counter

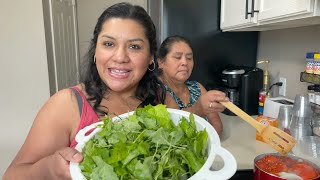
219;113;276;170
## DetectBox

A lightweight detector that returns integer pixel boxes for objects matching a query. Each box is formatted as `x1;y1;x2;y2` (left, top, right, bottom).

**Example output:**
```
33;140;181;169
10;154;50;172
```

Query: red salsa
255;155;319;180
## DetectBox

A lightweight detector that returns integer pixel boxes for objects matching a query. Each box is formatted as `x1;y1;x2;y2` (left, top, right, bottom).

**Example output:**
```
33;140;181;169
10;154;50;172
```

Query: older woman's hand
199;90;228;115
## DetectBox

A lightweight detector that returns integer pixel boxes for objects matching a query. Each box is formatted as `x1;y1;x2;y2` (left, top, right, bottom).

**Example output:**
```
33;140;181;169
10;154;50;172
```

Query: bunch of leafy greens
80;104;208;180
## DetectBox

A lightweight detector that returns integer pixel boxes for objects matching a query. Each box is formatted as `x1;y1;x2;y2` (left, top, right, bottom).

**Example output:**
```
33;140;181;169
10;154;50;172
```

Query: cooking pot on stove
254;153;320;180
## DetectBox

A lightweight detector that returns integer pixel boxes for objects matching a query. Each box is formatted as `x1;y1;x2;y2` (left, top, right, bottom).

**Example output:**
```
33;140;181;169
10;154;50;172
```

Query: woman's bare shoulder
196;82;207;93
36;87;81;126
9;87;82;165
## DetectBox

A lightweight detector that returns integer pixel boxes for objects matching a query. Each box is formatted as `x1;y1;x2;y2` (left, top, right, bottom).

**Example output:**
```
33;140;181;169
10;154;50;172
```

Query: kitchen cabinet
221;0;320;31
220;0;258;29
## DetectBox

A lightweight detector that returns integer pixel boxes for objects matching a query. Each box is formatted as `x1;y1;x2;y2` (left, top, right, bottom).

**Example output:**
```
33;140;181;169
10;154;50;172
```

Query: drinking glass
288;94;313;139
277;105;292;131
292;136;320;165
292;94;312;118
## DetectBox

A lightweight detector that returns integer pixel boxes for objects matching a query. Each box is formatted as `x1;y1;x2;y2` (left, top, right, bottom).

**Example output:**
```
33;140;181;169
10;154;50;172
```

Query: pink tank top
69;86;100;148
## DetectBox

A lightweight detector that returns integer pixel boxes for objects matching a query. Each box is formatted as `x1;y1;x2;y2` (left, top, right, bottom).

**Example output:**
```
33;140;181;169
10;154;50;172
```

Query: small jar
306;52;315;73
313;53;320;75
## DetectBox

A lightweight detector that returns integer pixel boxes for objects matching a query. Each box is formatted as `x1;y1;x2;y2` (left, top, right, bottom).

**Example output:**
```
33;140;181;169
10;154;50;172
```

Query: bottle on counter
257;60;270;115
258;90;268;115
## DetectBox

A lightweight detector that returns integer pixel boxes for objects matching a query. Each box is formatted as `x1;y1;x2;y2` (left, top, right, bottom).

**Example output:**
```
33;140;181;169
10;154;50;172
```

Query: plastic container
255;115;278;143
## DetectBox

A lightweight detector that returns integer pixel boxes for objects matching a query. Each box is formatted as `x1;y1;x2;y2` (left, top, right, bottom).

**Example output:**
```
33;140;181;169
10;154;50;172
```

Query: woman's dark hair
80;2;165;116
156;35;193;76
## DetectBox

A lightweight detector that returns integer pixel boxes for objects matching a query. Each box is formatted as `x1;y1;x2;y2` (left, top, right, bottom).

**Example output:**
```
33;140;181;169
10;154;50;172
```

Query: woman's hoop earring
93;55;96;64
148;60;155;71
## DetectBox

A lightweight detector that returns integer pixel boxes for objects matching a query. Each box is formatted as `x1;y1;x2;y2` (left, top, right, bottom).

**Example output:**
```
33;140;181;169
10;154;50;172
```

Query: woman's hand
3;147;83;180
199;90;228;115
197;90;228;136
47;147;83;180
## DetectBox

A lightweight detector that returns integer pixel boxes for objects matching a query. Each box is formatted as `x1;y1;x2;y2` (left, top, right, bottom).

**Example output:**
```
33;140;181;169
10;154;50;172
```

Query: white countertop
219;113;276;170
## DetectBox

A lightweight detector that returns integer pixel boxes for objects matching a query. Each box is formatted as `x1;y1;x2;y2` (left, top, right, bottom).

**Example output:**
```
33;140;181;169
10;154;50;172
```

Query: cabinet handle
245;0;249;19
246;0;259;19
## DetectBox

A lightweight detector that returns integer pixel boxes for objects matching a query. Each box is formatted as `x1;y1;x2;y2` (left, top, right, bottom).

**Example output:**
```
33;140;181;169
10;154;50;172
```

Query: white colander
70;108;237;180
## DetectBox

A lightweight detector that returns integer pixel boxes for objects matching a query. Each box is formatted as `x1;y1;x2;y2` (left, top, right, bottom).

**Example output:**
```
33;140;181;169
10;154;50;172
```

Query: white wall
257;25;320;100
0;0;50;177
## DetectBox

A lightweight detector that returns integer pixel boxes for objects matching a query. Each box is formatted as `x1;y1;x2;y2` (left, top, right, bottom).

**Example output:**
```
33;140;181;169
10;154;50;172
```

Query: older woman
157;35;228;136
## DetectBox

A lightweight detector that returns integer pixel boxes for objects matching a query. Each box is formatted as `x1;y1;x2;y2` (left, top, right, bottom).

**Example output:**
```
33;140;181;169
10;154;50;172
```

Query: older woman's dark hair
156;35;193;76
80;2;165;115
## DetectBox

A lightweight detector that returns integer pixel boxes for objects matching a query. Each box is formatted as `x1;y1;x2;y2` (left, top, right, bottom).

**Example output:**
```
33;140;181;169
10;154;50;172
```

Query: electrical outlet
279;77;286;96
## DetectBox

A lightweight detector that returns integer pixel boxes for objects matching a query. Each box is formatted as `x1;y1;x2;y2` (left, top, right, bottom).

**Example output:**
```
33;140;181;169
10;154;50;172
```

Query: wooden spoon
221;101;296;155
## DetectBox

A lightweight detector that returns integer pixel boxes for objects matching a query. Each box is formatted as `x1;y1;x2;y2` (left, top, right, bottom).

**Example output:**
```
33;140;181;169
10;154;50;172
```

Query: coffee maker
220;66;263;115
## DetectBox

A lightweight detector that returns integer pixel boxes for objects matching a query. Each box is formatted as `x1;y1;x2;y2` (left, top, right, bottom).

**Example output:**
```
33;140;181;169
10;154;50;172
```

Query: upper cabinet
221;0;320;31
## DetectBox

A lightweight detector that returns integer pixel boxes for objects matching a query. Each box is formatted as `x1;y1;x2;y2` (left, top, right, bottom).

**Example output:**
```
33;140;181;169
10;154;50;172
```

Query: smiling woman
3;2;166;179
95;18;152;94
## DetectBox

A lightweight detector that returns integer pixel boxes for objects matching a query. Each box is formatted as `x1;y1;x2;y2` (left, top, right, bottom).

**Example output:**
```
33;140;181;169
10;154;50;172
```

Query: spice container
314;53;320;75
255;115;278;142
306;52;316;74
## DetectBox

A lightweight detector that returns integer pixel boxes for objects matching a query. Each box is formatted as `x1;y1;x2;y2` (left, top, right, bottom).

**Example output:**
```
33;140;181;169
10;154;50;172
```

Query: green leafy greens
80;104;208;180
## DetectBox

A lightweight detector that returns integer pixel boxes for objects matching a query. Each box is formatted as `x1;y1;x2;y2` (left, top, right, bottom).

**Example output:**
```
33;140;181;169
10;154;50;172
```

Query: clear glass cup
311;103;320;136
277;105;292;131
292;94;312;118
289;116;313;139
292;136;320;165
288;94;313;139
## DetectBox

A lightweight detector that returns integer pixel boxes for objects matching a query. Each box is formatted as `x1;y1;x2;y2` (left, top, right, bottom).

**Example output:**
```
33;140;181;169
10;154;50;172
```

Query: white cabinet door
221;0;320;31
257;0;315;23
221;0;258;29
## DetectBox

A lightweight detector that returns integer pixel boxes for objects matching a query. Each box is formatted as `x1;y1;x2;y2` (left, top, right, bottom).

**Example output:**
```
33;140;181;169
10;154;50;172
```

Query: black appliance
148;0;259;86
220;66;263;116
